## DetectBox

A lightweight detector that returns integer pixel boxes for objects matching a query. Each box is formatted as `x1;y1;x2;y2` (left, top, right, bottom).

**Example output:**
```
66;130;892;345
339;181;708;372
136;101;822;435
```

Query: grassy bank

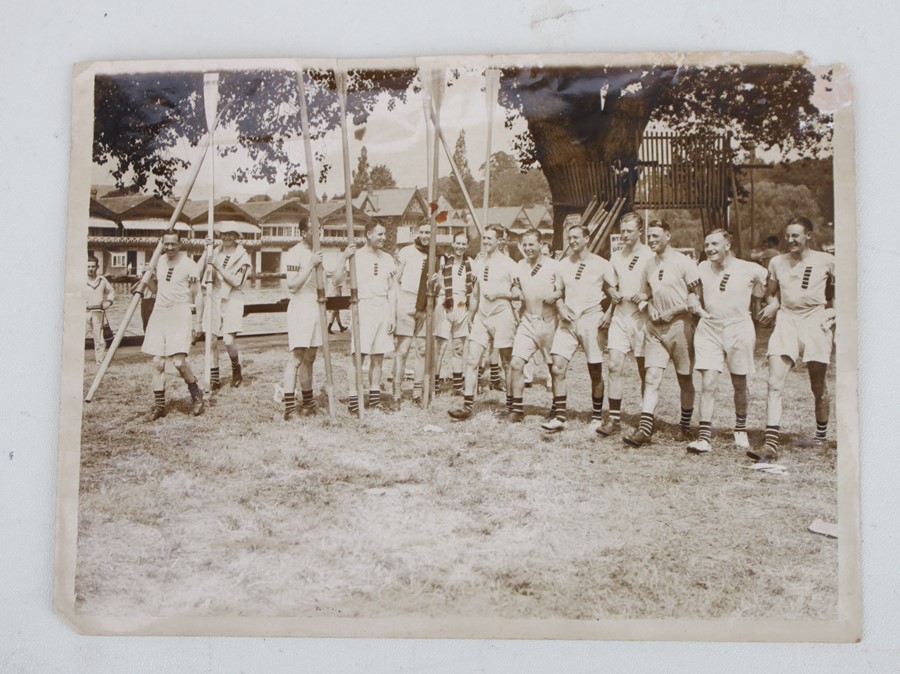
75;330;838;620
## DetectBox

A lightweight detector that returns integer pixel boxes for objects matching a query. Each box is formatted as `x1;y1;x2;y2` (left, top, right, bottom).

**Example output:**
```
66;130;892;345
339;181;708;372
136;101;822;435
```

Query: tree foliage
445;130;476;209
350;146;371;197
369;164;398;190
94;69;417;196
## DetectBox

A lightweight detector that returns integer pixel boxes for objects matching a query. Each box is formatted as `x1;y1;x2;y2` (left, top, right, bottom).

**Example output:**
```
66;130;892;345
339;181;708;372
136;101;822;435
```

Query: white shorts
767;309;833;365
351;299;394;355
643;314;694;375
550;308;605;364
395;290;421;338
142;304;193;357
607;310;647;357
694;316;756;375
434;299;469;341
512;314;558;362
206;294;244;337
287;296;323;350
468;305;517;350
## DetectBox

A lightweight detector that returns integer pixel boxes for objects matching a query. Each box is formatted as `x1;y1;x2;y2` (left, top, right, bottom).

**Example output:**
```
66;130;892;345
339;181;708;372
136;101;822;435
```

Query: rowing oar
335;70;366;418
422;69;444;408
202;73;219;394
481;68;499;241
297;68;336;416
84;81;231;403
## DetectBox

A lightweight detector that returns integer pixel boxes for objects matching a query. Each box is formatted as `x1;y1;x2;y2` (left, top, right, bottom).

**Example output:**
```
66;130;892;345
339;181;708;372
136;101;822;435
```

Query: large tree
93;63;828;245
350;146;371;197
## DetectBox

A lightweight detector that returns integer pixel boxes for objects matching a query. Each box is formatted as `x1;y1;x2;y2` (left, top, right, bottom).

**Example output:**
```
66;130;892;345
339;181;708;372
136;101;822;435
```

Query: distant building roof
486;206;529;231
354;188;427;218
238;199;309;223
180;199;256;224
524;205;552;228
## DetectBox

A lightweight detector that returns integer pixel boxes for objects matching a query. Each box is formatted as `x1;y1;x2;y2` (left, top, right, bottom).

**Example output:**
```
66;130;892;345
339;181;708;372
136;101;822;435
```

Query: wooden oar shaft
336;71;366;418
84;132;214;402
297;69;336;416
423;69;444;407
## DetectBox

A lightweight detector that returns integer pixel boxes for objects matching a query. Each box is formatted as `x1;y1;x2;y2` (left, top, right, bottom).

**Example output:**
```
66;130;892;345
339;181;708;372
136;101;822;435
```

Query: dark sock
187;380;202;401
608;398;622;423
301;389;314;409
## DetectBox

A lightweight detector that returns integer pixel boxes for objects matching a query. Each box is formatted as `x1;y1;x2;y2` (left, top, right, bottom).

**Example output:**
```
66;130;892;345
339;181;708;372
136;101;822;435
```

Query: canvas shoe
596;419;620;437
587;419;603;433
686;438;712;454
508;411;525;423
733;431;750;450
541;417;566;433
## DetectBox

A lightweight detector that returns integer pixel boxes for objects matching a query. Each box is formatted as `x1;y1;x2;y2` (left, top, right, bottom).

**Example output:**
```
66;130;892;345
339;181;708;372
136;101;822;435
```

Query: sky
92;68;527;203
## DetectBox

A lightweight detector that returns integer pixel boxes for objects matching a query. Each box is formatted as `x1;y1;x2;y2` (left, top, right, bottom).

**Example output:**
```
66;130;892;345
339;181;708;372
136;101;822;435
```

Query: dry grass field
75;329;838;621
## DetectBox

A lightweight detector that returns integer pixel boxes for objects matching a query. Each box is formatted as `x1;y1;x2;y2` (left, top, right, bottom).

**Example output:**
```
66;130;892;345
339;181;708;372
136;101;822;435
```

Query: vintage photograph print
55;53;859;640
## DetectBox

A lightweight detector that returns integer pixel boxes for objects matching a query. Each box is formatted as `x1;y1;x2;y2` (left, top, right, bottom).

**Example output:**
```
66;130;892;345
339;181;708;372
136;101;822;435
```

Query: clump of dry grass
75;329;838;620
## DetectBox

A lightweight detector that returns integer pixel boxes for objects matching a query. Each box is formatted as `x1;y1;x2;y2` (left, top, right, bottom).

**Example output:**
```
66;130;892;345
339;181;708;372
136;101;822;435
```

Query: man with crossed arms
687;229;767;454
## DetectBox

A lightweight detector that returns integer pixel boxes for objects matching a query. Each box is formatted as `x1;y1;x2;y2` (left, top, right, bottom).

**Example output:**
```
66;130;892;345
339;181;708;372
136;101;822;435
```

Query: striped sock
734;413;747;432
490;364;501;386
591;396;604;421
512;396;524;414
153;389;165;410
698;421;712;442
553;396;567;421
301;389;314;409
506;394;513;411
284;391;296;415
210;367;220;387
434;374;441;393
680;408;693;429
413;381;423;399
815;419;828;441
452;371;464;392
639;413;654;436
608;398;622;424
463;394;474;412
764;425;780;451
348;394;359;414
368;389;381;409
229;353;240;368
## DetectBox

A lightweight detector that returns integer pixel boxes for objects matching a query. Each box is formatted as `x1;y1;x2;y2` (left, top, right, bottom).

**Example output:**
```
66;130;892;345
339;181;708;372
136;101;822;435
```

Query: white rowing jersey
558;252;615;316
154;254;199;308
698;258;767;323
516;256;560;318
396;243;428;293
284;242;318;301
610;243;653;316
472;253;519;317
768;251;835;318
349;246;396;302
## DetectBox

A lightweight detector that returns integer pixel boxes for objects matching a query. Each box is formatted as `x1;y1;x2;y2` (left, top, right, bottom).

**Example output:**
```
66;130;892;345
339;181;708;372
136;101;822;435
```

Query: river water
106;278;300;337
